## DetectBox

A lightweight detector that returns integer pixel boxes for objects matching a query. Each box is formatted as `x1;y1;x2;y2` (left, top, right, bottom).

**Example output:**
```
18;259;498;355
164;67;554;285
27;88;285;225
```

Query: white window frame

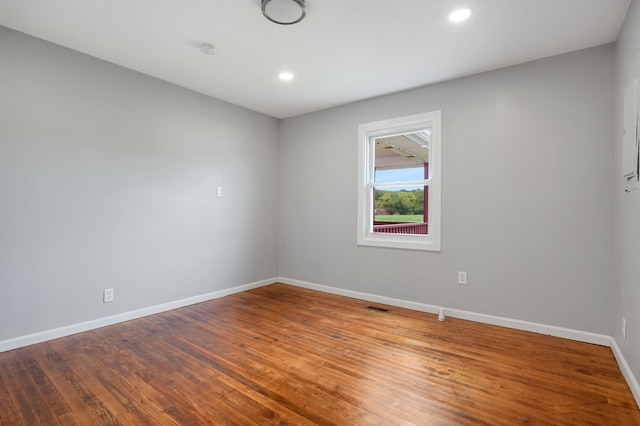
357;111;441;251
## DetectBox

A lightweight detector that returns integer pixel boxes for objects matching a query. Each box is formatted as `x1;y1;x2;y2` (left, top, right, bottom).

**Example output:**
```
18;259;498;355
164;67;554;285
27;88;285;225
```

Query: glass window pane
374;130;430;182
375;166;423;183
373;185;427;235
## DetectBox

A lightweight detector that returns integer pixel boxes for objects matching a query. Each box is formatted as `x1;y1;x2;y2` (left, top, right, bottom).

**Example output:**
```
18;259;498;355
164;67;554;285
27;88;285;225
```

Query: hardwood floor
1;283;639;425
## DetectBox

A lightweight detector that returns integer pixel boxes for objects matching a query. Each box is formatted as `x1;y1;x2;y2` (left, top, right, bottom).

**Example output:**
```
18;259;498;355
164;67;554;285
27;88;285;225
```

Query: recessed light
449;8;472;23
279;72;294;81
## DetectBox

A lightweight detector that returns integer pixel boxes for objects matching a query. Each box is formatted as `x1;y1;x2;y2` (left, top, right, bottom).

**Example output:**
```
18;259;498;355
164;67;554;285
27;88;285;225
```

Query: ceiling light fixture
262;0;306;25
279;72;294;81
449;8;472;23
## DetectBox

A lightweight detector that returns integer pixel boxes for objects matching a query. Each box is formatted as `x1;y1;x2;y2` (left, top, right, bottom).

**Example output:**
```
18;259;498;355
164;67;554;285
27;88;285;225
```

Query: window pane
375;167;423;183
374;130;430;181
371;130;430;236
373;185;427;235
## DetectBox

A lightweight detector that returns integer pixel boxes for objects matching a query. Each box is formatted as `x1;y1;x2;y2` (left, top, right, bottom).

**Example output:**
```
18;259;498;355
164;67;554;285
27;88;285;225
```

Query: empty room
2;0;640;424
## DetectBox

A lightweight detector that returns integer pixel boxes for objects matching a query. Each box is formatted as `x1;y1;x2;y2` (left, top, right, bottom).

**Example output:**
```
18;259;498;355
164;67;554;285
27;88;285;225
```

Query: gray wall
614;0;640;391
0;26;280;341
279;44;614;334
0;23;620;344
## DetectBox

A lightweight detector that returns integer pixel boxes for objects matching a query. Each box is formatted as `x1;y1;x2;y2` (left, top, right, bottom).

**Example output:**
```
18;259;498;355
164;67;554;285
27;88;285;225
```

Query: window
357;111;441;251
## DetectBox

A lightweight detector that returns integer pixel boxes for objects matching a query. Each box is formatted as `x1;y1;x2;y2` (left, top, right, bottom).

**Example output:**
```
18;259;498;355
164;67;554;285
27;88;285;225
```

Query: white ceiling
0;0;631;118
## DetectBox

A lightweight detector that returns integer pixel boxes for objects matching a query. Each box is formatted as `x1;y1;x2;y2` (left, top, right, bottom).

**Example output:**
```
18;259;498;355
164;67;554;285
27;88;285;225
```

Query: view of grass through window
374;183;424;222
373;133;429;235
358;111;440;249
373;183;427;233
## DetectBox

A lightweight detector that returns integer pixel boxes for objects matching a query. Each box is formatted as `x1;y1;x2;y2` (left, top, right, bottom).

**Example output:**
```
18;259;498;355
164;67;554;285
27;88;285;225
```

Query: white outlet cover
103;288;114;303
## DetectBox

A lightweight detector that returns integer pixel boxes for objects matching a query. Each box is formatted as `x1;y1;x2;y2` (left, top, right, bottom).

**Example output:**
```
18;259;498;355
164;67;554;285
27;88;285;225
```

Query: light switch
216;186;223;198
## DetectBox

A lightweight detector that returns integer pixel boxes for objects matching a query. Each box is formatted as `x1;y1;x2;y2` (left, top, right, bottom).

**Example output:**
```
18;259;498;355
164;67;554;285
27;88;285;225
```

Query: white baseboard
611;338;640;408
279;277;611;346
0;277;277;353
280;277;442;314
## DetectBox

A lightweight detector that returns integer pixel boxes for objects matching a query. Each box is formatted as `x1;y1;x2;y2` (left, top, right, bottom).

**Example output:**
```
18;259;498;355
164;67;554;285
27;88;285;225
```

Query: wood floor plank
61;333;209;425
197;292;545;422
36;342;126;425
20;346;82;425
0;355;29;425
101;323;289;425
144;318;368;425
182;296;470;423
169;323;410;425
2;351;60;424
1;283;639;425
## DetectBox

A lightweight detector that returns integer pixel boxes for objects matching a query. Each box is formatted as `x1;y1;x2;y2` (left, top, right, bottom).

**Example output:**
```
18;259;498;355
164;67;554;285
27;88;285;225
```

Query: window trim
357;111;442;251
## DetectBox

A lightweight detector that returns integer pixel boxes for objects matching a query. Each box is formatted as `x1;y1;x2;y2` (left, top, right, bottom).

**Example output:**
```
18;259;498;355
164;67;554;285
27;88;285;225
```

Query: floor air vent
366;305;390;313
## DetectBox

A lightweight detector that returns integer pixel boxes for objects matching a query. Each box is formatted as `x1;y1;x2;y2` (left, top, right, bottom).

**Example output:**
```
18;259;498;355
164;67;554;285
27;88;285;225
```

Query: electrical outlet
622;317;627;340
103;288;114;303
457;271;467;285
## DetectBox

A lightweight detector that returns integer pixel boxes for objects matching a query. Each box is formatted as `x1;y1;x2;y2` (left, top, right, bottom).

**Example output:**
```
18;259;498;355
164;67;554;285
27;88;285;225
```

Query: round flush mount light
278;72;294;81
449;8;473;23
262;0;306;25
